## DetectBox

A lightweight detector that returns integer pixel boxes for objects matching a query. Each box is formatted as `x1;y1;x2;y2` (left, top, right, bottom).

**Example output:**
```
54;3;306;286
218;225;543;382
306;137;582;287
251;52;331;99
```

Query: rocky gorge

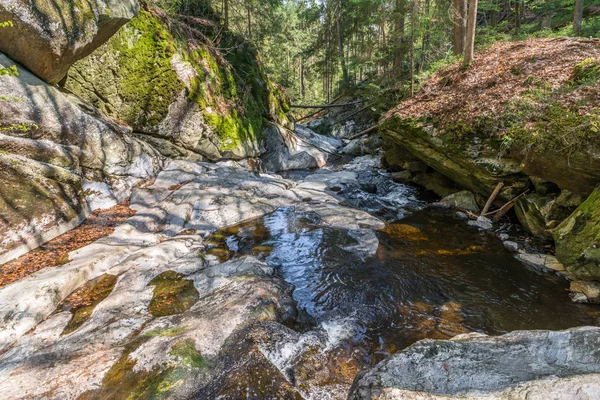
0;0;599;399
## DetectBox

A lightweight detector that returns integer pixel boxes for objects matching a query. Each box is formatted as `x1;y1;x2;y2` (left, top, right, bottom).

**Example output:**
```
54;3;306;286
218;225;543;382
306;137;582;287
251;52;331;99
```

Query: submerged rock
0;0;138;84
349;327;600;399
516;253;567;276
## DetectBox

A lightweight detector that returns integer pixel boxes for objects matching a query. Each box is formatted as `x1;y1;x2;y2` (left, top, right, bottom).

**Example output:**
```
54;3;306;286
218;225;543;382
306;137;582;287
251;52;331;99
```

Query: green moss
148;271;199;317
169;339;207;368
110;10;184;129
142;326;188;338
573;58;600;86
555;187;600;280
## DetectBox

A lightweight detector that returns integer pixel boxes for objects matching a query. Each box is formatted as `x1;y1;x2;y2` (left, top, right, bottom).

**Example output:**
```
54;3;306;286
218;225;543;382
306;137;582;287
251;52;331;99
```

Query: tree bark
410;0;416;95
453;0;467;55
573;0;585;36
463;0;478;67
337;3;349;85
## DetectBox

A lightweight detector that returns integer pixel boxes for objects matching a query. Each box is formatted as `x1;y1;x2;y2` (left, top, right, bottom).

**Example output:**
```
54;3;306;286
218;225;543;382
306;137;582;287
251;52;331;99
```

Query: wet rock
0;0;138;84
515;194;556;239
503;241;520;252
349;327;600;400
343;229;380;259
468;216;493;231
391;170;413;183
554;187;600;281
295;125;343;153
455;211;469;221
516;253;567;275
569;281;600;304
498;233;510;241
438;191;479;213
412;171;458;198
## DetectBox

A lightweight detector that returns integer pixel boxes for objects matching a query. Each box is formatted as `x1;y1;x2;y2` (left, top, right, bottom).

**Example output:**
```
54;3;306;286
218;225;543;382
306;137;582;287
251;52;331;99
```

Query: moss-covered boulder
0;0;139;84
381;116;528;201
555;187;600;280
66;9;290;161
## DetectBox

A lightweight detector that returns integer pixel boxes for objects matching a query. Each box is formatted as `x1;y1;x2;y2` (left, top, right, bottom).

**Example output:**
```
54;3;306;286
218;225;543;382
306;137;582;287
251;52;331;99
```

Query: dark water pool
206;206;600;368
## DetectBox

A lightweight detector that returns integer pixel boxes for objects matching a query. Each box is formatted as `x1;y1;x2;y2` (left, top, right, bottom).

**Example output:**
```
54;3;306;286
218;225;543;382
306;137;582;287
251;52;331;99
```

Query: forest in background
158;0;600;112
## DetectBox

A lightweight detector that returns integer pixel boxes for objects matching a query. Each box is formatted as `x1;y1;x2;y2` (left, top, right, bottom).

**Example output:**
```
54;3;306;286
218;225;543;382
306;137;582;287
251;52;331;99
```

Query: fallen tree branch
332;104;373;126
290;100;365;109
348;125;378;140
479;190;530;220
481;182;504;215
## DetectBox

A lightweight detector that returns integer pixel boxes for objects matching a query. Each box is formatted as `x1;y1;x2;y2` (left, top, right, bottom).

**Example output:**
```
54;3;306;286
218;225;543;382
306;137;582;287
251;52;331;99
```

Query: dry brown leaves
0;202;136;289
383;38;600;125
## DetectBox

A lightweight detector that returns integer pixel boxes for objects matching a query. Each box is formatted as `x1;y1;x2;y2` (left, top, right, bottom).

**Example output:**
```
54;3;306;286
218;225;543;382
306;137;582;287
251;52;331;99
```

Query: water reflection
207;206;600;363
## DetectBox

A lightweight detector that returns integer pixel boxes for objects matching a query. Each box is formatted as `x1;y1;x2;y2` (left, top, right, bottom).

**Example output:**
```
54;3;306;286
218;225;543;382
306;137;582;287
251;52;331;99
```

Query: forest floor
385;38;600;129
0;202;136;289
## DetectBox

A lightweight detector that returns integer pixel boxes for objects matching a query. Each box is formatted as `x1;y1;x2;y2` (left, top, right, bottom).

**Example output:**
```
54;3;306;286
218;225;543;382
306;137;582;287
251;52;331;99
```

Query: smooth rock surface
0;54;162;264
439;191;480;213
262;124;331;172
349;327;600;399
0;0;139;84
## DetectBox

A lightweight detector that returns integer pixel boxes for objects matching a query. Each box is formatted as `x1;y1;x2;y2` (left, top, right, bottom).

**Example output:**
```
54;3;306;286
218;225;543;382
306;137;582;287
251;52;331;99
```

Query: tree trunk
573;0;584;36
337;3;349;85
393;0;406;76
515;0;521;35
463;0;478;67
453;0;467;55
300;57;305;98
410;0;416;95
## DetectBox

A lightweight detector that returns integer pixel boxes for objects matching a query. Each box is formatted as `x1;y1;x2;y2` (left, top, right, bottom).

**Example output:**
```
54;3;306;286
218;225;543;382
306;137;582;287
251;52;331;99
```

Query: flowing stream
204;156;600;398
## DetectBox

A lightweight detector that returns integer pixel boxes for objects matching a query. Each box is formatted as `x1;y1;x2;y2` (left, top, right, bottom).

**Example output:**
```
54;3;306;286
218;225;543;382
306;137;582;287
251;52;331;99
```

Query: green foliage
573;58;600;86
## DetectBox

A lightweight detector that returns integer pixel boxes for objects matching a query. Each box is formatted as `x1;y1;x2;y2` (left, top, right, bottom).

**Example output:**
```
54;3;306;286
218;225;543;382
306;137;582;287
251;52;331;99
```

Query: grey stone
262;124;329;172
349;327;600;399
439;191;480;213
0;0;139;84
516;253;567;275
0;54;162;264
503;241;519;252
569;281;600;304
391;170;413;183
468;216;493;231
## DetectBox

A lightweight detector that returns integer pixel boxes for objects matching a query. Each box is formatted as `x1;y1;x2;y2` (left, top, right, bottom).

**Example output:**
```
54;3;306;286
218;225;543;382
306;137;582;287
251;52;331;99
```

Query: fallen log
348;125;378;140
290;100;365;109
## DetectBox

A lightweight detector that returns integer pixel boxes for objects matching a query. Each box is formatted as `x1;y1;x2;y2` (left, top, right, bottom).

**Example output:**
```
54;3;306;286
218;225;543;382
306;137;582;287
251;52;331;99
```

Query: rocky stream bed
0;153;599;399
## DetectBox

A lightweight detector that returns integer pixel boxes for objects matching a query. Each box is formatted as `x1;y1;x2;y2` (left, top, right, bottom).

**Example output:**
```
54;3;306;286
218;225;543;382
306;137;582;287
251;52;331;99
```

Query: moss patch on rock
67;8;290;159
148;270;199;317
555;187;600;280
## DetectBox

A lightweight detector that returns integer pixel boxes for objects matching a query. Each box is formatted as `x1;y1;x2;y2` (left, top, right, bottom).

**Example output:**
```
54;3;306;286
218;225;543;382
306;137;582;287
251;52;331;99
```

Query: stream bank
0;146;598;399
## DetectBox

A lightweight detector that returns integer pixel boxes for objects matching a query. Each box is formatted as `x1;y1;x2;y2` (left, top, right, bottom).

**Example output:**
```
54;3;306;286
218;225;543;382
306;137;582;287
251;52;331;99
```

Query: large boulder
65;9;291;161
0;54;161;264
380;117;529;202
350;327;600;399
0;0;139;84
554;187;600;281
261;124;329;172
